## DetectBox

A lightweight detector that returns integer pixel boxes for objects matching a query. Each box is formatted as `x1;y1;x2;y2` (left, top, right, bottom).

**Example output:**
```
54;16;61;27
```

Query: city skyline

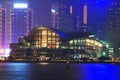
0;0;116;28
0;1;120;80
0;0;119;57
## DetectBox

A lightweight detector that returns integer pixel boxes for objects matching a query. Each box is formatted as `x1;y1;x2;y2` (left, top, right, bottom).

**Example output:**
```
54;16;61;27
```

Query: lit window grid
69;38;103;47
32;29;61;49
64;38;103;56
10;8;33;43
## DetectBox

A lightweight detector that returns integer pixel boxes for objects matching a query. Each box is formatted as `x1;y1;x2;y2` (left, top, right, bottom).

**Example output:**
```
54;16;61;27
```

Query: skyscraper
10;3;33;43
71;0;85;32
51;1;73;32
51;0;89;33
106;1;120;43
106;0;120;57
0;8;5;56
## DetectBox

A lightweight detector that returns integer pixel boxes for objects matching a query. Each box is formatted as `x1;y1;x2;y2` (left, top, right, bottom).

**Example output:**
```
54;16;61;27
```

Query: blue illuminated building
10;3;33;43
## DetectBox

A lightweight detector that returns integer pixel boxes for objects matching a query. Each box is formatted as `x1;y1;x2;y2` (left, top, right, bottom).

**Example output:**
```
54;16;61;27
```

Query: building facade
10;26;106;61
51;2;73;32
0;8;5;56
106;1;120;57
10;3;33;43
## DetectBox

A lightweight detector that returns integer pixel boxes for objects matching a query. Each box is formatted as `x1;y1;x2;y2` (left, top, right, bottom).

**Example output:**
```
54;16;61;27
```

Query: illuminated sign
14;3;28;8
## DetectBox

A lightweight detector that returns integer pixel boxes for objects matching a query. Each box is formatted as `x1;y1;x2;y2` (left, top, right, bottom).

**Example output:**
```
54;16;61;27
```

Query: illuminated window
48;37;51;40
52;37;55;40
29;26;61;49
52;32;55;36
56;38;60;41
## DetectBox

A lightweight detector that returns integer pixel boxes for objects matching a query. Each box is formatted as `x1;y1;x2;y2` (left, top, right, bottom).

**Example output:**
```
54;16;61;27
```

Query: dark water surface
0;62;120;80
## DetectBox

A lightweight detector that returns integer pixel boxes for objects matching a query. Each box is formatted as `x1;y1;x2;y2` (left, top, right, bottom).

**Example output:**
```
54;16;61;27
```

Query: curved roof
30;26;95;41
28;26;105;47
66;32;94;40
30;26;67;39
32;26;54;31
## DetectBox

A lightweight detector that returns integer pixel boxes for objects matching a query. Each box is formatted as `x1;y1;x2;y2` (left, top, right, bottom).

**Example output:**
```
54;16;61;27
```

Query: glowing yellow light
70;5;72;14
39;62;49;65
119;48;120;50
83;5;87;24
69;40;73;44
0;49;4;53
56;45;59;48
86;39;103;47
109;50;114;53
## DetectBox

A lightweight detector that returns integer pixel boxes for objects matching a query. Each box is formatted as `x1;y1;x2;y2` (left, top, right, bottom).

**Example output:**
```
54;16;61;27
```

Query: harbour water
0;62;120;80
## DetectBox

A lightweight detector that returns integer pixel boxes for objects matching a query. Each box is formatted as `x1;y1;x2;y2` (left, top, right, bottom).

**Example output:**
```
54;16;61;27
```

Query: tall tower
10;3;33;43
106;1;120;42
51;3;59;30
83;4;88;32
106;0;120;57
0;8;6;56
51;2;73;32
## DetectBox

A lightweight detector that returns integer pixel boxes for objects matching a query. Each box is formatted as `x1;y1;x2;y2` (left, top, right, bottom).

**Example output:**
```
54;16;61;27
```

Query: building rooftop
31;26;95;41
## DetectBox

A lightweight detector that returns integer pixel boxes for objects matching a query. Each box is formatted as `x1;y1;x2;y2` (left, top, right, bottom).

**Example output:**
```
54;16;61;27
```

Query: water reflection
75;64;120;80
39;62;49;65
0;63;31;80
0;63;119;80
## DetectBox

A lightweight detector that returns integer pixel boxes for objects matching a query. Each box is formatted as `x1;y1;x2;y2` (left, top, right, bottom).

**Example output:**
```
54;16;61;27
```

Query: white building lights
14;3;28;8
51;9;56;13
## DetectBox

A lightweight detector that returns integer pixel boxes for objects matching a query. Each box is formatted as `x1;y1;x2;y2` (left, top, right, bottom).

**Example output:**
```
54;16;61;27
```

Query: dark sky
29;0;52;27
0;0;118;29
29;0;62;27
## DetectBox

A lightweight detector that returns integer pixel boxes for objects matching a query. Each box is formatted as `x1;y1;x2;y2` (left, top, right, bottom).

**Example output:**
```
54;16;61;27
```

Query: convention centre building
10;26;107;61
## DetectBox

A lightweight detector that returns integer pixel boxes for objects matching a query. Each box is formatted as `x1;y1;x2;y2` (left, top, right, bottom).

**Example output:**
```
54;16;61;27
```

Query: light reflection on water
74;64;120;80
0;63;119;80
39;62;49;65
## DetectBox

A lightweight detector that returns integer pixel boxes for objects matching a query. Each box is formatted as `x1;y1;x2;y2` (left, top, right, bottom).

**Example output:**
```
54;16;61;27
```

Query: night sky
28;0;65;27
29;0;52;27
0;0;118;31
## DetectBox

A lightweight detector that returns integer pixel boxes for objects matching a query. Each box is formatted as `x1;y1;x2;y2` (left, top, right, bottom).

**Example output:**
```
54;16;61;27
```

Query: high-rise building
67;0;113;37
106;1;120;43
51;0;89;33
106;0;120;57
10;3;33;43
51;2;73;32
0;8;6;56
71;0;87;32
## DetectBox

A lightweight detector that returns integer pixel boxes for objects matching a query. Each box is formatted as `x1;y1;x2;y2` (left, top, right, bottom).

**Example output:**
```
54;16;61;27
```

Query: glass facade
61;38;104;58
10;8;33;43
10;26;106;61
28;27;61;49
